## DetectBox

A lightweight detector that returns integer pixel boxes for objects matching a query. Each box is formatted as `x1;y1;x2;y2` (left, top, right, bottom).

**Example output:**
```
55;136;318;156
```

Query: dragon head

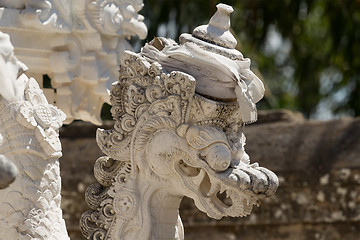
131;96;278;220
96;51;278;220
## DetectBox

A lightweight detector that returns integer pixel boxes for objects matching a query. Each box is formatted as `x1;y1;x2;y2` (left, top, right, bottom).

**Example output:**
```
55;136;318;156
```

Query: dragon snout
231;162;279;196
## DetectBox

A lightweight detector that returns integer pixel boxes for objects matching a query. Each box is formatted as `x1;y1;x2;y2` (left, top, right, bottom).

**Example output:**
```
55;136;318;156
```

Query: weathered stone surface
60;115;360;239
256;109;305;124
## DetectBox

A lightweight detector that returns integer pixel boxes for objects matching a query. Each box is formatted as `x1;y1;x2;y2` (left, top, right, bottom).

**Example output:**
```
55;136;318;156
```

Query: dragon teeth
219;186;225;194
192;169;206;186
207;184;220;196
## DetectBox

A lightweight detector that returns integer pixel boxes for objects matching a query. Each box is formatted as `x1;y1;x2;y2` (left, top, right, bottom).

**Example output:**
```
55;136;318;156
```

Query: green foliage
141;0;360;118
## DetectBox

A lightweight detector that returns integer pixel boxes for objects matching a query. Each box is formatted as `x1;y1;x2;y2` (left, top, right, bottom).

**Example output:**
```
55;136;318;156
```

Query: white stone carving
0;31;25;189
0;31;69;239
0;0;147;124
80;5;278;239
142;4;265;124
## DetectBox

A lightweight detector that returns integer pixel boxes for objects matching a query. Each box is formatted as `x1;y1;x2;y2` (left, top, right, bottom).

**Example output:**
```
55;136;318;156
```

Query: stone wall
60;110;360;240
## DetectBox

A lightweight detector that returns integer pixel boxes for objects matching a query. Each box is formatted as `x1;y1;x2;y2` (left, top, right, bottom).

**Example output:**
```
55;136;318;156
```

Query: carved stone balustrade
0;0;147;124
80;4;278;240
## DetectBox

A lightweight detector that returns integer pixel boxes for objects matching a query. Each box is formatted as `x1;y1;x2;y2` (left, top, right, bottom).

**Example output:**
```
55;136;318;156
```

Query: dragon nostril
222;161;229;169
254;179;268;193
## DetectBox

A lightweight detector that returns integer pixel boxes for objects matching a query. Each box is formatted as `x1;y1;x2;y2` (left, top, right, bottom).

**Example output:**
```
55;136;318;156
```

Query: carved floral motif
16;77;66;157
0;76;69;239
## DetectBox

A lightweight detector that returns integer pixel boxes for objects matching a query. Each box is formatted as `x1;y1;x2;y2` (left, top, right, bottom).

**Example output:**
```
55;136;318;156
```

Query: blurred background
137;0;360;120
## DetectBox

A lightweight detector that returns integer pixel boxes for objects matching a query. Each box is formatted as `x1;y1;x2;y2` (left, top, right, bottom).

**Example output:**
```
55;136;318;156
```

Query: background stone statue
0;0;147;125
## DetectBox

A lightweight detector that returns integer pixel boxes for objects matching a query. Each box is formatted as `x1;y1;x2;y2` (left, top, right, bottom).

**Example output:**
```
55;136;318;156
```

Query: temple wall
60;110;360;240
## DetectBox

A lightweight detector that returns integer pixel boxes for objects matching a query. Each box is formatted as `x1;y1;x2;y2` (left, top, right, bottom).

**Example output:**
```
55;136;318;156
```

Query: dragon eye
204;143;231;172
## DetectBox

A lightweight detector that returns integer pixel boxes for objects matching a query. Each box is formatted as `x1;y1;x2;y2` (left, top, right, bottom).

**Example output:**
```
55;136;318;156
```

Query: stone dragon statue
80;4;279;240
0;31;69;239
